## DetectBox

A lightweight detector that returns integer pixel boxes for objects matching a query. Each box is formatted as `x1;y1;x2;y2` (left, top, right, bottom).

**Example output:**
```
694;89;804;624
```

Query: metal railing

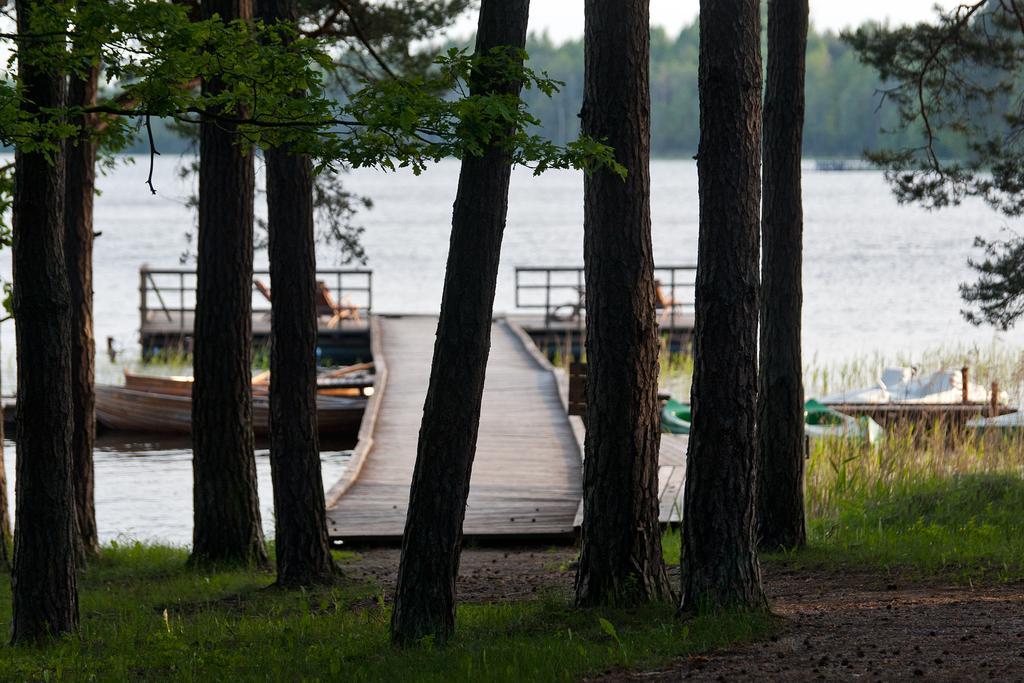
139;266;373;333
514;265;696;331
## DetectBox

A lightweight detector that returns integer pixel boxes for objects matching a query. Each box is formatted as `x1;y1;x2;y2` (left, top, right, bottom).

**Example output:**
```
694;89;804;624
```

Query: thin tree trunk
680;0;767;614
757;0;809;552
11;0;79;642
66;61;101;562
575;0;670;607
257;0;336;586
190;0;268;568
390;0;530;646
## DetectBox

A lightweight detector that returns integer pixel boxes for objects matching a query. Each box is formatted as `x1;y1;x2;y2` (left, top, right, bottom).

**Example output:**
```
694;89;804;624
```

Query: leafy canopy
2;0;621;176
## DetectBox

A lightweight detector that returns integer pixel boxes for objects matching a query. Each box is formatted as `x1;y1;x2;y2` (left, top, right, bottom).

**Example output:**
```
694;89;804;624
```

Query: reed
800;425;1024;579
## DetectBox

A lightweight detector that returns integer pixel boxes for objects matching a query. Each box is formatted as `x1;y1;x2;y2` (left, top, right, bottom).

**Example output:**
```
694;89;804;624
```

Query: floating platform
137;267;373;364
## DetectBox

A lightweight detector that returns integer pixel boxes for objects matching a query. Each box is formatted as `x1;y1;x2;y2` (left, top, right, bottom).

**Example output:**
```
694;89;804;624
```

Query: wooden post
139;265;148;343
991;381;1000;417
961;366;969;404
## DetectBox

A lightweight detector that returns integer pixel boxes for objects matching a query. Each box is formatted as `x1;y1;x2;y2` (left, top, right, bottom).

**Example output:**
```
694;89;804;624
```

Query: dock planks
325;314;687;543
327;315;583;541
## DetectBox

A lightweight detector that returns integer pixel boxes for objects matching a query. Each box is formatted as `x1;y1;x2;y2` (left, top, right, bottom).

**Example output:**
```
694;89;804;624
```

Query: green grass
661;422;1024;582
794;424;1024;580
0;543;772;682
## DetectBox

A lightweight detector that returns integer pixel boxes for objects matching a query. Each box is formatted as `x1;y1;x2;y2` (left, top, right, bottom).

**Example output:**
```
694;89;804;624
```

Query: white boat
821;367;1004;405
967;411;1024;433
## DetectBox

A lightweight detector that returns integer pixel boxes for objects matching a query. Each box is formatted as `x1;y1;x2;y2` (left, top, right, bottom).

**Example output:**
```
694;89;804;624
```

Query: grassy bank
0;544;770;682
798;426;1024;580
661;426;1024;583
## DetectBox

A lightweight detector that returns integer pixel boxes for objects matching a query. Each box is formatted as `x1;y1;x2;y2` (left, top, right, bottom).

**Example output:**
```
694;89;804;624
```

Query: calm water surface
1;155;1022;544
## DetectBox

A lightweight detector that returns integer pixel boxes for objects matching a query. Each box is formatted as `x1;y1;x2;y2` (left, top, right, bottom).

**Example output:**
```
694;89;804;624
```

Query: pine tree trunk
390;0;530;646
0;400;11;570
257;0;336;587
575;0;670;607
11;0;79;641
190;0;268;568
757;0;809;552
66;62;101;562
680;0;767;614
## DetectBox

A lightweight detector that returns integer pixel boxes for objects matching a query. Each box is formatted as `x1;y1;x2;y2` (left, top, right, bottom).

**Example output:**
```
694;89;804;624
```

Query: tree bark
390;0;530;646
66;61;101;563
574;0;670;607
11;0;79;642
256;0;336;587
680;0;767;614
190;0;268;568
0;395;11;570
757;0;809;552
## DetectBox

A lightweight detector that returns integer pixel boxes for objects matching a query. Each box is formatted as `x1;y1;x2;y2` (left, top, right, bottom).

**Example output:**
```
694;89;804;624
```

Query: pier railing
514;265;696;331
139;266;373;333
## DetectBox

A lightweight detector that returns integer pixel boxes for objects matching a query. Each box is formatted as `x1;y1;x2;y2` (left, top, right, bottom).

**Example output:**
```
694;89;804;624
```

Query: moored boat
95;385;365;436
122;365;374;398
660;397;882;444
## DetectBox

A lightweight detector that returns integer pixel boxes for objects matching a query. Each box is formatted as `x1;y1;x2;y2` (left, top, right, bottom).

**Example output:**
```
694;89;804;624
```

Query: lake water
2;155;1023;545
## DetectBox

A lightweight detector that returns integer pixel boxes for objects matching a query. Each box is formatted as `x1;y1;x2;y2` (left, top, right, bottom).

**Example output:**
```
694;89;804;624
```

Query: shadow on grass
0;542;772;682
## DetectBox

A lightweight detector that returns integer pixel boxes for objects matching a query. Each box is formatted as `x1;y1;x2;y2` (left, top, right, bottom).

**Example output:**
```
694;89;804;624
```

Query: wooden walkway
325;314;687;543
326;315;583;541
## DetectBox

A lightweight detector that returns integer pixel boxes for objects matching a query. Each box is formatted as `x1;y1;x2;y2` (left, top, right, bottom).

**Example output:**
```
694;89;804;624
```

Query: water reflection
3;434;353;547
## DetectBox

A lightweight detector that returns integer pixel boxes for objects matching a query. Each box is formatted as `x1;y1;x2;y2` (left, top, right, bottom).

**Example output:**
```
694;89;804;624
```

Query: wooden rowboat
122;366;374;398
95;385;365;436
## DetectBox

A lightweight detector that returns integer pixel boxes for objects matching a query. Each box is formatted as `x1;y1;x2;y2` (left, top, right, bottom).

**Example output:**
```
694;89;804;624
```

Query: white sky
451;1;961;42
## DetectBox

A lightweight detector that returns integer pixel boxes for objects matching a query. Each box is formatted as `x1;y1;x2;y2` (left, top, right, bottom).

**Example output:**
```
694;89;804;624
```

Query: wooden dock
326;315;583;541
325;314;687;543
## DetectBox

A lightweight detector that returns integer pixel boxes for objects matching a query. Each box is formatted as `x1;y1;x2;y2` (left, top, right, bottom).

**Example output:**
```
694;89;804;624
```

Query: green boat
661;398;691;434
661;397;882;445
804;398;883;445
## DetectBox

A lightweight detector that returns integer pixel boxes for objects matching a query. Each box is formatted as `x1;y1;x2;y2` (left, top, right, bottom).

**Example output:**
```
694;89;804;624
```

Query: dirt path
344;549;1024;681
342;546;578;603
616;567;1024;682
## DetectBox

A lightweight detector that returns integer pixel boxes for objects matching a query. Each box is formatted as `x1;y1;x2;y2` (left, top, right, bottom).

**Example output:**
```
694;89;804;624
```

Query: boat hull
96;386;364;436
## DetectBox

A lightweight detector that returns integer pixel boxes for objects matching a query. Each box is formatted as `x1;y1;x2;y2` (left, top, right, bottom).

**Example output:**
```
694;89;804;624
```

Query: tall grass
801;426;1024;579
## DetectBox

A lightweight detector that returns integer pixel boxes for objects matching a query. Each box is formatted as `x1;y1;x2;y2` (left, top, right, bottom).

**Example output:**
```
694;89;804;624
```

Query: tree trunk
66;62;101;563
757;0;809;552
256;0;336;586
190;0;268;568
390;0;530;646
680;0;767;614
575;0;670;607
11;0;79;641
0;394;11;570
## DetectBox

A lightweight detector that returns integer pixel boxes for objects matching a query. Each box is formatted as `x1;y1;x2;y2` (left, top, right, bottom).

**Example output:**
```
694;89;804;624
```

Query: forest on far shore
128;21;926;159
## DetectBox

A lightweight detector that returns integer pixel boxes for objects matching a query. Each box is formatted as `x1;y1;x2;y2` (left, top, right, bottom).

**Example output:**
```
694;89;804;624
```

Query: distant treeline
127;21;922;159
522;24;929;159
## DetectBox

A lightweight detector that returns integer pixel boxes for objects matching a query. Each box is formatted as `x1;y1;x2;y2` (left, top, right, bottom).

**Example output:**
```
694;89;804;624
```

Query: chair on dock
654;279;681;324
253;278;361;327
253;278;273;303
546;286;585;323
316;281;361;327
